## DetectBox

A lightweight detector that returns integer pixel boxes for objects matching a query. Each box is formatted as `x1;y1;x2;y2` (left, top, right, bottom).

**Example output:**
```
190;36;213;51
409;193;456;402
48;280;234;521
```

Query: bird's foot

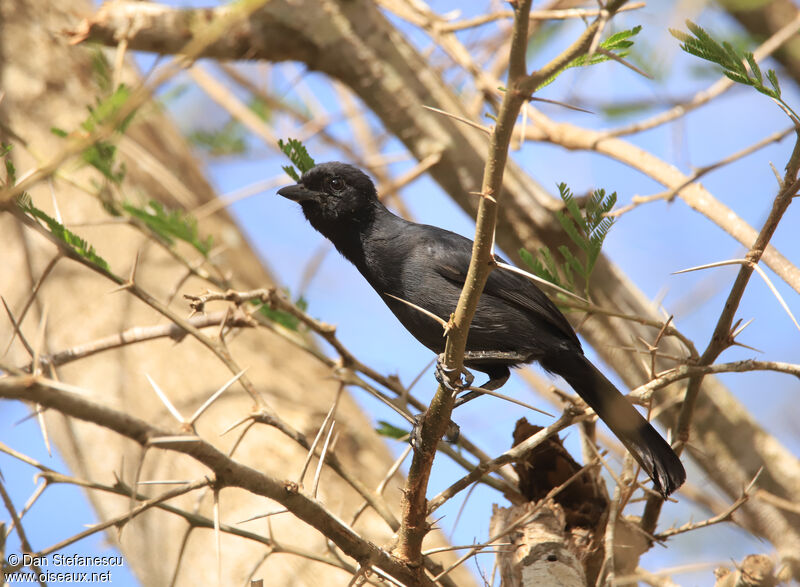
410;412;461;450
434;353;474;395
409;355;471;451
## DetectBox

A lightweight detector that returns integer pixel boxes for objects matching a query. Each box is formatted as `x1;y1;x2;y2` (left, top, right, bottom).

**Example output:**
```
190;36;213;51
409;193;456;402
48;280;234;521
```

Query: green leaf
723;70;752;86
278;138;316;181
249;97;271;122
158;83;191;105
562;259;576;292
673;20;798;121
539;246;562;283
189;126;247;156
82;84;136;134
523;183;617;297
603;25;642;51
520;247;560;287
281;165;300;182
89;48;113;93
767;69;781;95
252;294;308;331
557;210;587;252
668;28;691;44
83;142;126;184
722;42;746;73
122;200;213;256
685;21;719;56
553;184;617;296
558;244;585;279
540;26;643;88
518;247;537;270
2;143;16;185
49;86;137;185
600;100;659;119
17;197;110;271
375;420;408;439
585;189;616;275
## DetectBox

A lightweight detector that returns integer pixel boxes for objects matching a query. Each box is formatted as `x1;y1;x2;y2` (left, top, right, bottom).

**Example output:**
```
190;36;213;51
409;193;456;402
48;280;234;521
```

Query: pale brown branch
0;375;424;586
754;488;800;515
435;3;646;33
656;493;749;540
629;359;800;404
521;111;800;293
610;126;795;218
25;311;252;371
181;288;519;503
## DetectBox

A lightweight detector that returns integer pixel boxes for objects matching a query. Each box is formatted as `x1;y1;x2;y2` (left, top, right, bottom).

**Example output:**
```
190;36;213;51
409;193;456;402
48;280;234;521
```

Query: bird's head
277;162;378;229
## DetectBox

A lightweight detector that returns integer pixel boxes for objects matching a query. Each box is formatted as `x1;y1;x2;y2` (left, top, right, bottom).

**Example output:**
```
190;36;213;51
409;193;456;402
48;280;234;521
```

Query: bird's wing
421;226;580;348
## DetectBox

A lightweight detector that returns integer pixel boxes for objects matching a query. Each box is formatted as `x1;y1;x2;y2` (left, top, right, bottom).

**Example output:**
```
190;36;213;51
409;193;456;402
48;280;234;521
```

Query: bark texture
0;1;475;585
68;0;800;572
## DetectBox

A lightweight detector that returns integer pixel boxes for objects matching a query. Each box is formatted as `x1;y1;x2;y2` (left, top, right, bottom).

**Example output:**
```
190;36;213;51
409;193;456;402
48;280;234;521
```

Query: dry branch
10;0;800;580
0;376;426;586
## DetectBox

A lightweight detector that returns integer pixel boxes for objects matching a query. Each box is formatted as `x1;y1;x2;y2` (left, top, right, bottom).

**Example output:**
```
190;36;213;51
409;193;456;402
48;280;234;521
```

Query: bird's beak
277;184;316;202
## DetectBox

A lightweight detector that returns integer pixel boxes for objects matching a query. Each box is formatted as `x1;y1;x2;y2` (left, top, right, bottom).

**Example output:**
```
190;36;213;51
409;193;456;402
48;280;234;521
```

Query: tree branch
0;376;426;586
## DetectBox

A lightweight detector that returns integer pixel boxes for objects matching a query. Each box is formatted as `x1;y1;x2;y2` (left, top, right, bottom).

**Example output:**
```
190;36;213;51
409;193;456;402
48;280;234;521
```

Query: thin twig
610;126;795;218
0;375;425;586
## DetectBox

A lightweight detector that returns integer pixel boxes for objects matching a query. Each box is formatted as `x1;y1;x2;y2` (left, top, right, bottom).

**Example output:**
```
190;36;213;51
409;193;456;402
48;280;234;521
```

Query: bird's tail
542;351;686;497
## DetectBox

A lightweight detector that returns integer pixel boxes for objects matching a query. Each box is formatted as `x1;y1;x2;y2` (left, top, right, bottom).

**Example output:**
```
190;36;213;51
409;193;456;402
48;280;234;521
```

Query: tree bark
68;0;800;574
0;1;476;585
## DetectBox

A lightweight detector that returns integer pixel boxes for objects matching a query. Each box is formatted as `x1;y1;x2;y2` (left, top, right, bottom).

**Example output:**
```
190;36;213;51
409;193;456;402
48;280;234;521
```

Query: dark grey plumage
278;162;685;497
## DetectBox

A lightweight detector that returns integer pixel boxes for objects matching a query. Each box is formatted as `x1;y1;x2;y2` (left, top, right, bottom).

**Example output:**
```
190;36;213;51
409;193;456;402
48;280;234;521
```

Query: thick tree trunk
0;1;475;585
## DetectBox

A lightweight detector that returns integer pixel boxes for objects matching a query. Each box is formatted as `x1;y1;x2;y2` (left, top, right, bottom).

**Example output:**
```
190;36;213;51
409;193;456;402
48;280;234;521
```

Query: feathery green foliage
51;84;137;184
89;48;113;93
541;26;642;89
189;99;269;157
3;143;109;272
122;200;214;257
188;125;247;156
557;183;616;278
278;138;316;181
2;143;15;184
519;246;572;291
17;194;111;272
671;20;798;123
521;183;616;298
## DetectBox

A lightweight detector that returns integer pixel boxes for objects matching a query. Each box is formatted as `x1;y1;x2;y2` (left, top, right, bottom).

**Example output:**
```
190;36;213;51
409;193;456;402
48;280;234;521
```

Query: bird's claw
445;420;461;443
434;354;474;394
410;412;461;450
409;356;472;450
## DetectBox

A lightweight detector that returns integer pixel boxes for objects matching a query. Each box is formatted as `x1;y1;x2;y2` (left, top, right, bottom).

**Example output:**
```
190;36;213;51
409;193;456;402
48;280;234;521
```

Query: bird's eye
329;177;345;192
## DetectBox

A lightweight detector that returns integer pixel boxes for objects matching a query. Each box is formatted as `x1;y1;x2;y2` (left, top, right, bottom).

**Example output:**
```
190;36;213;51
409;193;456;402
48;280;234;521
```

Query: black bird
277;162;686;497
